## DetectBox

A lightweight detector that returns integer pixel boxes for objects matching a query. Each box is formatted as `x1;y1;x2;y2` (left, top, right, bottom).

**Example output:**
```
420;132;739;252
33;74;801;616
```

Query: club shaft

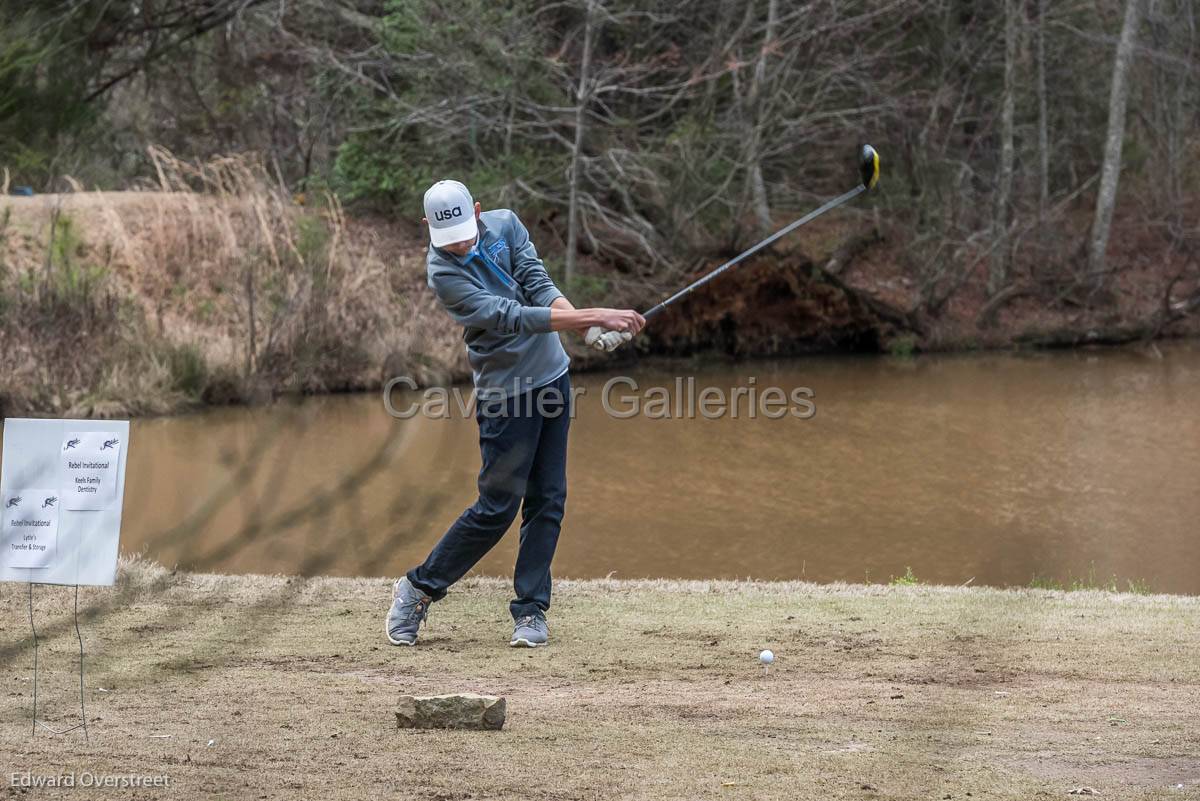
643;183;866;320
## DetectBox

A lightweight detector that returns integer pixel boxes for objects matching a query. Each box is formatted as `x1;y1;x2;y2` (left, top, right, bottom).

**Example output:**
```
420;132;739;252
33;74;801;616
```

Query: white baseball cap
423;179;479;248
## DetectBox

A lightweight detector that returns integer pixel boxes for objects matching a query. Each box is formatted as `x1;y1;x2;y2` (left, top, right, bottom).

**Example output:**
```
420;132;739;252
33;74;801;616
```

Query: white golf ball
759;649;775;665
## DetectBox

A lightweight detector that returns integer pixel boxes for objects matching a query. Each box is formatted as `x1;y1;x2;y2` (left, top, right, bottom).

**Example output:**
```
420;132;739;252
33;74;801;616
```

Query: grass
888;566;922;586
1029;563;1153;594
1;559;1197;800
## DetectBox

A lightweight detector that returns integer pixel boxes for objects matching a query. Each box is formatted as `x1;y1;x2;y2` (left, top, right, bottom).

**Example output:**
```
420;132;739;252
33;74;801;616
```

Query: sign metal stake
29;582;89;742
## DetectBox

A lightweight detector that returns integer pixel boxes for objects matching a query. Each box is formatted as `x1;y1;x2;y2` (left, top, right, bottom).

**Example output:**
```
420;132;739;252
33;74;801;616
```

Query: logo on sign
5;497;19;509
434;206;463;222
42;496;57;509
102;438;120;450
64;438;81;450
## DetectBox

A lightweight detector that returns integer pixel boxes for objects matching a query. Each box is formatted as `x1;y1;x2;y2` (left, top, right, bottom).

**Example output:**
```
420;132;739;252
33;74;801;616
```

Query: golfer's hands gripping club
550;305;644;350
583;308;644;352
585;327;633;352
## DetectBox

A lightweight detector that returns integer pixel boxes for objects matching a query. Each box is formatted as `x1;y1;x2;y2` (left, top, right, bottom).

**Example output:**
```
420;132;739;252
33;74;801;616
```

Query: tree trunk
990;0;1017;296
1087;0;1145;287
564;0;596;290
746;0;777;235
1036;0;1050;221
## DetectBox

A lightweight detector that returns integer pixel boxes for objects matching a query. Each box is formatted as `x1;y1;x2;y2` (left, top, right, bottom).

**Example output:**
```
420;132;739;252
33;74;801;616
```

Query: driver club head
859;144;880;191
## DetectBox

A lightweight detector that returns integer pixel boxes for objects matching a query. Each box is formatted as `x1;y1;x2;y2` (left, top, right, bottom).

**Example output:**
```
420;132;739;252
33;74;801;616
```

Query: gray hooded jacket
427;209;570;398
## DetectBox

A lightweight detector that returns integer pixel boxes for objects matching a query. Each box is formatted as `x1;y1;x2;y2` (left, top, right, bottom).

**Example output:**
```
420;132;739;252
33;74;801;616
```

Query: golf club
642;144;881;321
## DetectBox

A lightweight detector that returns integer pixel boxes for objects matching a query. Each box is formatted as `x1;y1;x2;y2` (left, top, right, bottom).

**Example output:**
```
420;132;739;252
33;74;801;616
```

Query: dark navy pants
408;372;571;620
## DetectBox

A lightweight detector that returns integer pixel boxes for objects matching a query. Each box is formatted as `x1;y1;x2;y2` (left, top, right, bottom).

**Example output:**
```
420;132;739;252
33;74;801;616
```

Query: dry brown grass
0;148;466;418
0;562;1196;800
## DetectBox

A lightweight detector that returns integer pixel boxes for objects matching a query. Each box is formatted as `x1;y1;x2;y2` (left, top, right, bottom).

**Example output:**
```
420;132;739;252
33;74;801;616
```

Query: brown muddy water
111;343;1200;593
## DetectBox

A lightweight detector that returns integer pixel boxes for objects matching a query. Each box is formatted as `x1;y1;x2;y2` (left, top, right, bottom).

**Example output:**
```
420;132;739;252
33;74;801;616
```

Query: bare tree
564;0;599;288
1035;0;1050;221
82;0;276;104
1087;0;1146;287
990;0;1018;296
747;0;779;235
1145;0;1198;215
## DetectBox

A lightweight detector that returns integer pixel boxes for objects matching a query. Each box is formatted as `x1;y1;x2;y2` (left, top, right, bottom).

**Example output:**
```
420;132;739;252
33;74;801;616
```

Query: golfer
385;180;644;648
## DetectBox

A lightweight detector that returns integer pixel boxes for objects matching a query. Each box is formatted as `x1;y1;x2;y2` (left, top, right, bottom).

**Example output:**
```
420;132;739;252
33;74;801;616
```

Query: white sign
61;431;121;510
0;419;129;586
1;489;60;569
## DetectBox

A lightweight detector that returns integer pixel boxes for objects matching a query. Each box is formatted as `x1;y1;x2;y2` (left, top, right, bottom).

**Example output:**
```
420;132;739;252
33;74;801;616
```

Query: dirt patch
1011;754;1200;789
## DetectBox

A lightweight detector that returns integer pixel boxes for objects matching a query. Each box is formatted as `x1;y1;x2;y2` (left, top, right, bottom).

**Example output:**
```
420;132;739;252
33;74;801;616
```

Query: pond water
115;343;1200;594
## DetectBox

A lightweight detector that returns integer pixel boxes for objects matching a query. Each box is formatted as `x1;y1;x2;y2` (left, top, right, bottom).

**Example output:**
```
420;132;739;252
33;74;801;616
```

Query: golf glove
599;330;633;351
584;326;632;352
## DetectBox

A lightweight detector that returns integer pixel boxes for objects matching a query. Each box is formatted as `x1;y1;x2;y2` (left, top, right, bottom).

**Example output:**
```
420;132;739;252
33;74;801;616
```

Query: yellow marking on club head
869;148;880;189
858;145;879;190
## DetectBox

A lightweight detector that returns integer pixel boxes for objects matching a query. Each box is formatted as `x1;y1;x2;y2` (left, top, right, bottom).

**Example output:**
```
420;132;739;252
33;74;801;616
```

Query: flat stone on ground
395;693;506;731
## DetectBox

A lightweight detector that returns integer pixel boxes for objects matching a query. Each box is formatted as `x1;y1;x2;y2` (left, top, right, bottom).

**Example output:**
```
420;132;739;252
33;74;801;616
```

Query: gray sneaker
385;577;431;646
510;613;549;648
